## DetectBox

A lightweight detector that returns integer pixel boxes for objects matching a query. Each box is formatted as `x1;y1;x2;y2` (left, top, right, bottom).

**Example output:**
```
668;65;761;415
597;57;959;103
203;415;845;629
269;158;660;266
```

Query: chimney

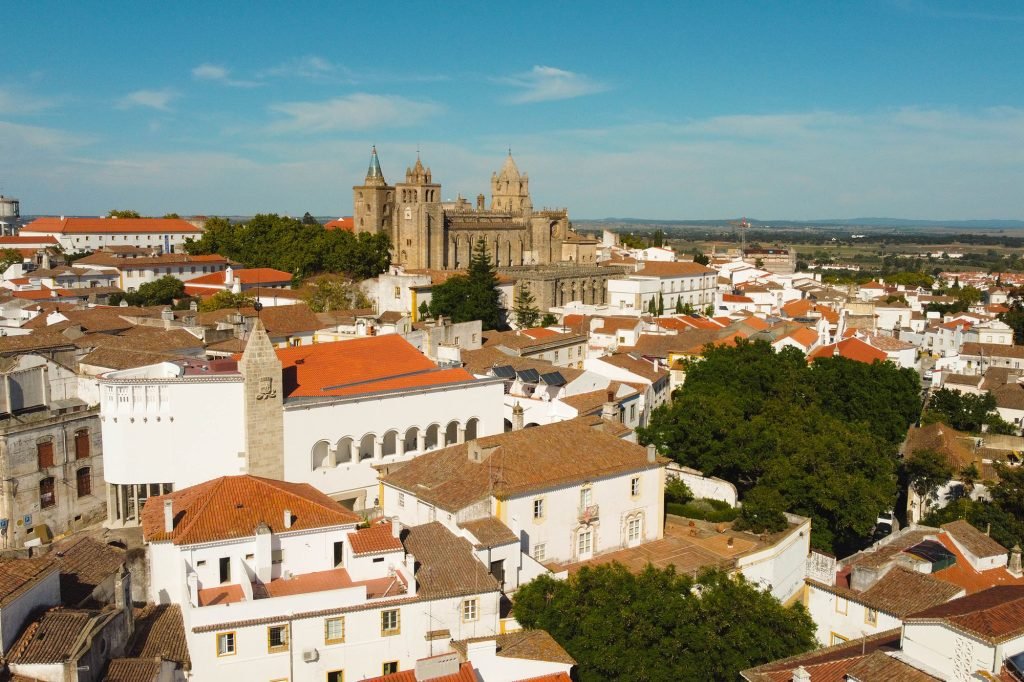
512;402;524;431
602;390;619;421
225;266;234;285
792;666;811;682
163;499;174;533
647;444;657;463
391;518;402;538
1011;545;1023;577
189;300;198;312
161;306;174;321
283;509;292;529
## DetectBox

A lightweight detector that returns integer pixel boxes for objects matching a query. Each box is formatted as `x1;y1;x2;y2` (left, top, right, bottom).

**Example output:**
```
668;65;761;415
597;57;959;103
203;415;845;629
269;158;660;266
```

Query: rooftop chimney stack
792;666;811;682
163;499;174;533
512;402;524;431
1011;545;1023;577
391;518;402;538
647;444;657;463
283;509;292;529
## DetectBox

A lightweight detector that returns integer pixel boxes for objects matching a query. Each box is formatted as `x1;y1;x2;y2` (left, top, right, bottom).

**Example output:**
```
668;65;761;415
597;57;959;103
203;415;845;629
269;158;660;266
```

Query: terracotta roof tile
633;261;716;277
7;608;101;664
905;585;1024;643
50;535;126;606
942;520;1009;560
324;217;354;231
842;651;939;681
362;660;477;682
403;522;500;600
185;267;292;287
277;336;476;398
21;217;202;235
0;556;57;608
127;604;190;667
382;420;667;512
741;629;902;681
102;658;163;681
458;517;519;548
450;629;576;665
348;521;404;555
141;475;360;545
808;338;888;364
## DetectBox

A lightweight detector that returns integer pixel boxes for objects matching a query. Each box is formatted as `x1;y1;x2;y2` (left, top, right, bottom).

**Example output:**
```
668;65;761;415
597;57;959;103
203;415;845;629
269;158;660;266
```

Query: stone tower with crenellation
491;151;532;213
238;320;284;479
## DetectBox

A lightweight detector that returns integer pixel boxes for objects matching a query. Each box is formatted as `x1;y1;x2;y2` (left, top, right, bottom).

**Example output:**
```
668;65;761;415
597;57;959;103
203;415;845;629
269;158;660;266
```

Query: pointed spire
364;146;387;186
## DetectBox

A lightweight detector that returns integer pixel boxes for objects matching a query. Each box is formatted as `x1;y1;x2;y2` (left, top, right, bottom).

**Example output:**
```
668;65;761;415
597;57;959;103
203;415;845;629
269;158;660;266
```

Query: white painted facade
20;226;201;253
805;581;905;646
901;621;1024;680
734;513;811;604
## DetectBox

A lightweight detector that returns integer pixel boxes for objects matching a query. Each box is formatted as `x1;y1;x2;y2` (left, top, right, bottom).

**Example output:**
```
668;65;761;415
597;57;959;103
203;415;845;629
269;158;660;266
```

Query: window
381;609;400;636
76;467;91;497
398;492;405;507
865;608;878;626
74;430;90;460
577;529;593;556
290;338;301;347
628;517;642;542
325;617;345;644
630;477;640;497
333;541;344;567
553;350;559;361
327;672;344;682
580;486;593;509
219;557;231;583
39;477;56;508
462;598;478;622
383;662;399;675
454;336;460;345
37;441;54;469
577;346;583;357
630;404;637;421
271;549;284;565
835;596;848;615
267;624;289;652
216;631;236;656
830;632;850;646
533;543;546;561
533;498;544;519
394;286;401;298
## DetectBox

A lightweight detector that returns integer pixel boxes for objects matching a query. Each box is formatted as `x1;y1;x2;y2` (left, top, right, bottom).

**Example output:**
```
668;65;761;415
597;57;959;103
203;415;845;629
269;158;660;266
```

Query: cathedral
352;147;572;270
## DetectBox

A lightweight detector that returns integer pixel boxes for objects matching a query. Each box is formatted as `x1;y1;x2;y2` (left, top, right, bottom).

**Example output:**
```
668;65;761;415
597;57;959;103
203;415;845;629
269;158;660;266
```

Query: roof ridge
168;477;225;541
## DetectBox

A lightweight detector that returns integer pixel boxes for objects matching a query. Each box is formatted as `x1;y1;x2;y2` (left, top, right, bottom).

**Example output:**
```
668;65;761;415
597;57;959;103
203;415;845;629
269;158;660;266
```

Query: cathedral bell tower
238;320;284;479
353;146;394;236
394;154;443;269
491;151;532;214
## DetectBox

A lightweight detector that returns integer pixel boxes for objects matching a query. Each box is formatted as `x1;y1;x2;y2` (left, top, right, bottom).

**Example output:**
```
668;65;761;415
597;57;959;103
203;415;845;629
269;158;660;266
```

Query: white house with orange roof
99;324;504;525
19;217;203;253
183;265;293;297
71;250;233;291
144;475;507;682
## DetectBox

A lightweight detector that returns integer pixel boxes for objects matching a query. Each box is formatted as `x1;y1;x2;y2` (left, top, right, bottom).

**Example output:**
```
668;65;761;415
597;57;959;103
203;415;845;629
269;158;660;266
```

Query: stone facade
502;264;631;312
238;320;284;479
354;148;571;270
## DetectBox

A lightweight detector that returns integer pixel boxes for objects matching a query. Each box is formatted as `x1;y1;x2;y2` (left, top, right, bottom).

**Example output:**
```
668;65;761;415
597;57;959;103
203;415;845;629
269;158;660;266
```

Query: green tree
198;290;256;312
0;248;23;272
647;297;657;315
902;448;954;501
540;313;558;327
301;211;320;226
755;258;764;268
429;239;503;330
704;304;715;316
417;300;430;320
657;293;665;316
652;229;665;247
924;389;1000;433
108;209;142;218
110;275;186;307
162;212;181;219
512;564;815;682
301;275;369;312
674;298;684;314
512;284;540;328
692;251;710;266
665;478;694;504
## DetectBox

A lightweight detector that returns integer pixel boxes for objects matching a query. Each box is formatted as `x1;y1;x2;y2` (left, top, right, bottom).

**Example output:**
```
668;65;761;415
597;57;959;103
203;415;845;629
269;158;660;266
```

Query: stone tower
491;152;532;213
394;155;444;269
353;146;394;236
238;320;284;479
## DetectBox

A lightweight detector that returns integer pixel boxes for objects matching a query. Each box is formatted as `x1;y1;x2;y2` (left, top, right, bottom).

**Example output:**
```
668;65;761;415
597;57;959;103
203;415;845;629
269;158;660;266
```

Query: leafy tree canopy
512;563;815;682
429;239;503;330
512;284;540;328
109;275;186;307
107;209;142;219
638;340;917;553
0;248;23;272
923;388;1013;434
902;448;954;499
301;275;369;313
185;214;390;280
198;290;256;312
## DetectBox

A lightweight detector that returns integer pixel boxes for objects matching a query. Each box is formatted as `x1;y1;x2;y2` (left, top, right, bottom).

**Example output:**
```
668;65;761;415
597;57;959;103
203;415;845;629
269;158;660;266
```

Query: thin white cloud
116;88;179;111
259;55;354;83
267;93;442;133
499;65;608;104
191;63;261;88
0;87;59;115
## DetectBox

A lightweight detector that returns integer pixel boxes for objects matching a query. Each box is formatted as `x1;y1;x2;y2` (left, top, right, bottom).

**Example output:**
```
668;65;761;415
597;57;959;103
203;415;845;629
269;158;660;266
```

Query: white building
71;251;233;292
607;262;717;313
381;419;668;576
143;475;508;682
99;326;504;525
19;217;203;253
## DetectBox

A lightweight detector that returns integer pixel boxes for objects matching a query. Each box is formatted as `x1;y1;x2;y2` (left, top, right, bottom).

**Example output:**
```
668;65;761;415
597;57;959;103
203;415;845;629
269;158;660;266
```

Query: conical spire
364;146;386;186
498;150;520;181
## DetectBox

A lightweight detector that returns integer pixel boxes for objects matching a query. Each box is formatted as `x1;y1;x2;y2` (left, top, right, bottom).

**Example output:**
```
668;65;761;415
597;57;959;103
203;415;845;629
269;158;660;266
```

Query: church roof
496;151;522;181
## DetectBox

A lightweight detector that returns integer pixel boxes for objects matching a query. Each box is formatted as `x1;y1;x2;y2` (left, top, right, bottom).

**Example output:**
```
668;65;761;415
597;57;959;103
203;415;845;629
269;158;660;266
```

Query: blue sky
2;1;1023;220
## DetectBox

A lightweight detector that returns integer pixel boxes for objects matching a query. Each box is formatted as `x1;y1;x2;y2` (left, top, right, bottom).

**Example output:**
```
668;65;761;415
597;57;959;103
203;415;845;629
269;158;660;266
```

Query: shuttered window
37;441;54;469
40;477;55;508
76;467;91;497
75;430;90;460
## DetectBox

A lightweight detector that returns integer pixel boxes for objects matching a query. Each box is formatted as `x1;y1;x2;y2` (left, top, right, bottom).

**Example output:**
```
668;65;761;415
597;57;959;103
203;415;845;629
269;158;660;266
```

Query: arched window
359;434;376;461
445;421;460;446
382;431;398;457
312;440;330;469
335;437;353;465
465;418;479;441
404;427;419;453
425;424;440;450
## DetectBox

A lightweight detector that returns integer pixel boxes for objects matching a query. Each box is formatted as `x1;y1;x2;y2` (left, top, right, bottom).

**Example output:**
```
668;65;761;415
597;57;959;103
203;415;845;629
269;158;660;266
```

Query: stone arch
335;437;353;465
311;440;331;470
359;433;376;461
404;426;419;453
445;420;460;446
504;418;513;432
465;417;479;441
425;423;441;450
382;430;399;457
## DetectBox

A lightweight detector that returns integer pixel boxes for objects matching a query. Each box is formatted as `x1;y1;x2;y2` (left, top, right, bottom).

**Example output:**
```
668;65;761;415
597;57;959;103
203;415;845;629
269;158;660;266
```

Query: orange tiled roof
186;267;292;287
722;293;754;303
21;217;201;235
278;335;475;398
522;327;561;340
0;236;59;246
362;661;477;682
906;585;1024;644
634;261;716;277
781;326;818;348
348;521;404;555
141;475;360;545
808;338;888;364
324;216;354;231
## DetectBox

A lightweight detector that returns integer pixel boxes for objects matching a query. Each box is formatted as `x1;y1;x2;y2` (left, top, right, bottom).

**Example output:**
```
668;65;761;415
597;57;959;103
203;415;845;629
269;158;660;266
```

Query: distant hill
575;217;1024;231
